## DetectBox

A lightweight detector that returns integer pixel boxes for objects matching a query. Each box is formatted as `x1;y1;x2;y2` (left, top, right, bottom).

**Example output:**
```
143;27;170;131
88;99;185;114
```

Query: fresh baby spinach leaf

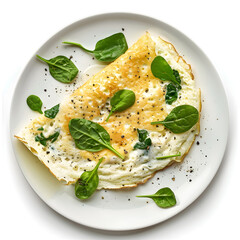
35;131;60;146
106;89;136;122
136;187;176;208
63;33;128;62
75;157;103;200
165;83;179;105
134;129;152;150
44;104;60;119
151;105;199;133
69;118;124;159
26;95;43;114
173;69;181;86
165;70;182;105
151;56;181;87
156;152;181;160
36;55;78;83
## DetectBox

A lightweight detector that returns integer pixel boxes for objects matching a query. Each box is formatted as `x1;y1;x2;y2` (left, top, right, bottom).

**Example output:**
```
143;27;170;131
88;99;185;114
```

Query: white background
1;0;239;239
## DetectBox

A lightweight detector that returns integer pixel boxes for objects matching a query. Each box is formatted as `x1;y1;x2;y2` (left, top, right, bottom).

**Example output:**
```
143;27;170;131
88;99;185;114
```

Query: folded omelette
16;32;200;189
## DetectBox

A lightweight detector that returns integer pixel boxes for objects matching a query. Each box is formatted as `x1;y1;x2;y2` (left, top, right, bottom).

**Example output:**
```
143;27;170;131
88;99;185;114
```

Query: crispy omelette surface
16;32;200;189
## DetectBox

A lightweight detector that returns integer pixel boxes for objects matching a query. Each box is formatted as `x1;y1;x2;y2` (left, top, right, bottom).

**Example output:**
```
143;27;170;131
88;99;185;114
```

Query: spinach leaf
63;33;128;62
106;89;135;122
151;56;180;87
75;157;103;200
137;129;148;142
136;187;176;208
156;152;181;160
173;69;181;86
44;104;60;119
134;129;152;150
69;118;124;159
37;127;44;131
35;131;60;146
165;70;181;105
165;83;179;105
36;55;78;83
26;95;43;114
151;105;199;133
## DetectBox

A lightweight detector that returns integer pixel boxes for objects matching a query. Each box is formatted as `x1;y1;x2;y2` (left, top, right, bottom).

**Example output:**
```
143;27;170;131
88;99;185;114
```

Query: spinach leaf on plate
44;104;60;119
35;131;60;146
63;33;128;62
136;187;177;208
106;89;135;122
165;70;182;105
134;129;152;150
36;55;78;83
151;56;181;87
75;157;103;200
69;118;124;159
151;105;199;133
26;95;43;114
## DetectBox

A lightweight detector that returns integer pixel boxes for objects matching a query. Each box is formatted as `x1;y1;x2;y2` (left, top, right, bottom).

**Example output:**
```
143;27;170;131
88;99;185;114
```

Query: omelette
16;32;201;189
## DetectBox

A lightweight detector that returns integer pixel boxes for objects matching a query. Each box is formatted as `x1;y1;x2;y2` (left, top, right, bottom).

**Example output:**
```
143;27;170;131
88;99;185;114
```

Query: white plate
10;13;228;231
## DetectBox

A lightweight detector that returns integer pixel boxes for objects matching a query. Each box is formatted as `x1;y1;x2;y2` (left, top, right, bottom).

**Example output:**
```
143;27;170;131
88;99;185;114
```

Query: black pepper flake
46;151;50;154
45;68;47;72
122;28;125;31
44;89;47;92
121;135;125;138
124;149;128;154
196;141;200;145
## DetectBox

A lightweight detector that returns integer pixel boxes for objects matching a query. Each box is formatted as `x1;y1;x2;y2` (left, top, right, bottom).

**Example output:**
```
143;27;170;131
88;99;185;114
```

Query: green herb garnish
75;157;103;200
151;105;199;133
26;95;43;114
165;70;181;105
151;56;181;87
63;33;128;62
156;152;181;160
134;129;152;150
136;187;176;208
35;131;60;146
69;118;124;159
44;104;60;119
36;55;78;83
106;89;135;122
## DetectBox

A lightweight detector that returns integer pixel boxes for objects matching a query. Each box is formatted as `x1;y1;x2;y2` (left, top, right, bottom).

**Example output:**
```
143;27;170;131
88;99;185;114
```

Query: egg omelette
15;32;201;189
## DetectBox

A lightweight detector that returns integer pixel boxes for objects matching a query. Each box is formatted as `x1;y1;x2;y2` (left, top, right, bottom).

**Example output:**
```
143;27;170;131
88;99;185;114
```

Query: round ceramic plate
10;13;228;231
